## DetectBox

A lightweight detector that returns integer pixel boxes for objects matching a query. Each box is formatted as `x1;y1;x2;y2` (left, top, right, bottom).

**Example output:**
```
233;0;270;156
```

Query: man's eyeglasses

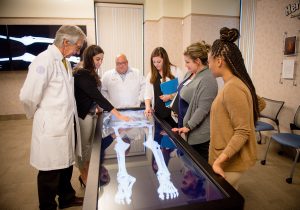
67;40;82;52
73;43;83;52
116;61;127;66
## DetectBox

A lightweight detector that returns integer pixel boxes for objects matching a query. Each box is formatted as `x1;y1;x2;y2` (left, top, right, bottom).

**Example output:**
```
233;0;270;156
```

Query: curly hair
210;27;259;122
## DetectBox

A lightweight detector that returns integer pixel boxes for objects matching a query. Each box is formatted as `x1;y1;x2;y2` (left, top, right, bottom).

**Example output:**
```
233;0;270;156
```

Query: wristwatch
185;123;191;130
170;93;176;100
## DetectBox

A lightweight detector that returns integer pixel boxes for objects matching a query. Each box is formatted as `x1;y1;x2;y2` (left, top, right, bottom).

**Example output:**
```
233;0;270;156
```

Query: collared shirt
101;67;145;108
118;71;128;81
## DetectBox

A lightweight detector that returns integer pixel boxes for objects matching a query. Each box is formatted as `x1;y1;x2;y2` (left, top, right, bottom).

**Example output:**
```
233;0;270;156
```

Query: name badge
183;79;192;86
111;76;119;81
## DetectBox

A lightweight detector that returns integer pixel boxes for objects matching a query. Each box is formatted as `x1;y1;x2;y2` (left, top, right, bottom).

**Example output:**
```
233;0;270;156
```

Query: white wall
161;0;184;18
144;0;240;20
144;0;162;20
0;0;94;18
191;0;240;16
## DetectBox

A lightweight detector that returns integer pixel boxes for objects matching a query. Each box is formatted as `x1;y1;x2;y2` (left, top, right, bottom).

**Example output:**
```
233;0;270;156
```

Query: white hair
53;25;87;47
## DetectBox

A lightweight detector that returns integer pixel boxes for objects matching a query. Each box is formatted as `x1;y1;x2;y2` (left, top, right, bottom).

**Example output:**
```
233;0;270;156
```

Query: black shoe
79;176;86;188
59;196;84;209
99;166;110;187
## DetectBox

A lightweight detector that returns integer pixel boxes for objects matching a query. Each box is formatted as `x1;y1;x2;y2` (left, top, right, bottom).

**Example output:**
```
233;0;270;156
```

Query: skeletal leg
113;127;136;205
144;126;178;200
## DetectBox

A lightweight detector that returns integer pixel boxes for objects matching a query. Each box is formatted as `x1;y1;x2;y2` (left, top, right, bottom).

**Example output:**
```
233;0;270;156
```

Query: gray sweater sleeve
184;71;218;130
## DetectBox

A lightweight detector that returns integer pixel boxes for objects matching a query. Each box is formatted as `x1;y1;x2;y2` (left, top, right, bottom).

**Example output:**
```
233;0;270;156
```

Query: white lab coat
144;66;184;107
101;68;145;108
19;45;81;171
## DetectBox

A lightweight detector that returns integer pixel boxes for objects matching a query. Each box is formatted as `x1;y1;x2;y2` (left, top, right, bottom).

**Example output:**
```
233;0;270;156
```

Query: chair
261;105;300;184
255;98;284;144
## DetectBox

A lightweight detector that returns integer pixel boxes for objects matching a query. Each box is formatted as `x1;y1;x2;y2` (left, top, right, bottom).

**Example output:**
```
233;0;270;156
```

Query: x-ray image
102;110;151;158
0;25;86;71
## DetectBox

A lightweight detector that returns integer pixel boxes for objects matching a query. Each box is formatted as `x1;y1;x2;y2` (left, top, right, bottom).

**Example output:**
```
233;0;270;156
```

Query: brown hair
210;27;259;122
184;41;211;65
82;45;104;87
150;47;175;84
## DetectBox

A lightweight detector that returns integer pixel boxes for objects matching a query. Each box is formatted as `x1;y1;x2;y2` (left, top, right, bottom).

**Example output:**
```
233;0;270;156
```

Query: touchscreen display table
83;109;244;210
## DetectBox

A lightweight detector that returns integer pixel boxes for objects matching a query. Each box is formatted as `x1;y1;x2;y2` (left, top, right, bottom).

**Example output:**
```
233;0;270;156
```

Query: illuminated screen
0;25;86;71
98;110;225;210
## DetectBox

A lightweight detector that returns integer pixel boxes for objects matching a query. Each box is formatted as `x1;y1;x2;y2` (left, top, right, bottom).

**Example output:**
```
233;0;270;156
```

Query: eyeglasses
67;40;82;52
73;43;83;52
116;61;127;66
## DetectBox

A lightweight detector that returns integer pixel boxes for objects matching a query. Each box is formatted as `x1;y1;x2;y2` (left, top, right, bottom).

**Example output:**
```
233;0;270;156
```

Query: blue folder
160;78;178;107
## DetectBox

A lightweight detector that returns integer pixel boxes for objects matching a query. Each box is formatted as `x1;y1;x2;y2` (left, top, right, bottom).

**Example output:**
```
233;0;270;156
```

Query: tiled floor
0;119;299;210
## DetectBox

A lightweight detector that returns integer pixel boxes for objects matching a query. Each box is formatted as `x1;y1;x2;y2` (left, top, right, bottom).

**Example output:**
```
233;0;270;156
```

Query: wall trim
144;16;183;23
145;13;239;22
184;13;240;19
0;114;27;121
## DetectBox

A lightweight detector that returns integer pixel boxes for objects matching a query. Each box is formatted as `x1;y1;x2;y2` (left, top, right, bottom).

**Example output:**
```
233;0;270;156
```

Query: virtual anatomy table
83;108;244;210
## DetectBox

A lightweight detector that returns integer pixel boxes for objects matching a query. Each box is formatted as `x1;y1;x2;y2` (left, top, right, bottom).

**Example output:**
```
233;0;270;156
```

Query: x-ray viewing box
83;108;244;210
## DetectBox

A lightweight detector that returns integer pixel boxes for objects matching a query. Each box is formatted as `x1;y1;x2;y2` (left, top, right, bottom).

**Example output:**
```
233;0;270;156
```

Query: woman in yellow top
208;27;259;189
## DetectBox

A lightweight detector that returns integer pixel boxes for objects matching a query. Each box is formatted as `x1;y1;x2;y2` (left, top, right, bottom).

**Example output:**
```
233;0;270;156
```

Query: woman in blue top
172;42;218;161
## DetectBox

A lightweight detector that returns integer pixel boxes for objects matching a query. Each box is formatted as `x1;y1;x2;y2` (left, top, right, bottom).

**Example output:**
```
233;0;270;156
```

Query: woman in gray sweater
172;42;218;161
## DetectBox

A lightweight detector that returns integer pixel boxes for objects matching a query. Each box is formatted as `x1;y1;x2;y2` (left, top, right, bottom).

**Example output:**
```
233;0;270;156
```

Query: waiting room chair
255;98;284;144
261;105;300;184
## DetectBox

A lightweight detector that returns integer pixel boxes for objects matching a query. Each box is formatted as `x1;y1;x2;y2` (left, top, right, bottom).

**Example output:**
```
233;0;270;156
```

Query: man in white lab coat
19;25;86;210
101;54;145;108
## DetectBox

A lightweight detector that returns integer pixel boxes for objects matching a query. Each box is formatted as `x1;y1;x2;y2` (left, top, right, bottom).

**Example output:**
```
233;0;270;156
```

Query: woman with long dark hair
144;47;182;146
208;27;259;189
74;45;130;187
144;47;182;126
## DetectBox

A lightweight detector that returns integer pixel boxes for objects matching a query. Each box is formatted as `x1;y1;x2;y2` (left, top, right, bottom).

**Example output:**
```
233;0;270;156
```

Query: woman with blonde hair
172;41;218;161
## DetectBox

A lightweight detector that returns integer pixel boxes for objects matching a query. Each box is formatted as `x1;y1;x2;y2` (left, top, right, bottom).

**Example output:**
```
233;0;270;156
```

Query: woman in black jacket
74;45;130;187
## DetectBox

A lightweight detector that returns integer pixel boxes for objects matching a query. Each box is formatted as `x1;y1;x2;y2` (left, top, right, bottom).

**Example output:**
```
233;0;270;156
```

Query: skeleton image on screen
0;35;80;63
143;125;179;200
113;126;136;204
0;35;53;46
103;110;178;205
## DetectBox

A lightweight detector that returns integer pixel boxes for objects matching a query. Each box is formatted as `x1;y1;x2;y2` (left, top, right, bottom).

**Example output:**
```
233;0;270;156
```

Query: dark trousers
191;141;210;161
37;165;76;210
154;115;177;144
100;135;114;165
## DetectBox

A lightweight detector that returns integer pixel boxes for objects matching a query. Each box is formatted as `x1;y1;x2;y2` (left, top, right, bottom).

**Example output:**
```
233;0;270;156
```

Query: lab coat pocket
33;110;45;134
44;112;68;137
39;135;70;168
